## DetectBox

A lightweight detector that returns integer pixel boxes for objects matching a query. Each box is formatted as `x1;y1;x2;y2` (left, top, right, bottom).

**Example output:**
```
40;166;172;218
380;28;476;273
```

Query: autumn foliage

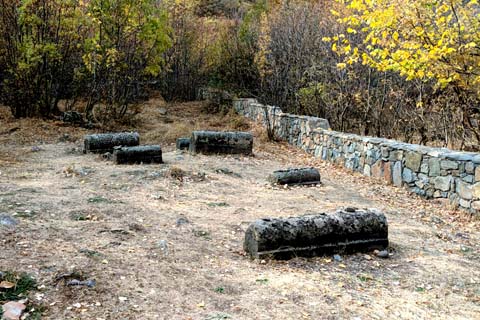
0;0;479;149
337;0;480;93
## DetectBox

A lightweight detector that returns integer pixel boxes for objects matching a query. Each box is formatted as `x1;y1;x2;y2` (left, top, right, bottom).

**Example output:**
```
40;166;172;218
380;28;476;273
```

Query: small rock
30;146;42;152
363;254;372;261
374;250;389;259
147;172;163;179
66;279;96;288
333;254;342;262
175;217;189;226
76;167;94;176
344;207;358;212
128;223;146;232
65;147;81;155
0;213;18;228
62;111;84;125
157;240;168;255
455;232;470;239
1;301;26;320
102;152;112;160
58;133;71;142
158;108;167;115
233;208;247;215
150;194;165;201
215;168;241;177
430;216;445;225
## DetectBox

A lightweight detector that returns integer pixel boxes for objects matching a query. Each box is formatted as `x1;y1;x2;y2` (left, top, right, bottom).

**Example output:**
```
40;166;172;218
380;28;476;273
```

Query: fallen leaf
0;281;15;289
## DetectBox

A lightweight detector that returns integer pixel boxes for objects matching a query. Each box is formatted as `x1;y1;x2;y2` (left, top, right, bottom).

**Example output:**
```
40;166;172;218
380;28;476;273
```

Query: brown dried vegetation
0;102;479;319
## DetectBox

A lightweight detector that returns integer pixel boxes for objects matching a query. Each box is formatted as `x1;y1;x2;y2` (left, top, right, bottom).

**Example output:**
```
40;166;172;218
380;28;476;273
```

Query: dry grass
0;101;479;320
0;99;250;147
137;99;250;145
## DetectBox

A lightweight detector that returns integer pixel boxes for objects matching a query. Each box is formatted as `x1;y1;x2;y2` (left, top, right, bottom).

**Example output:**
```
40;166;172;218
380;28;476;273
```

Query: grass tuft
0;271;37;302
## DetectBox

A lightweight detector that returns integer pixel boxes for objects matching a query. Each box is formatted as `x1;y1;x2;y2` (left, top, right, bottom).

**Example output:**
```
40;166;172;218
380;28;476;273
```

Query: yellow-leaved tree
335;0;480;96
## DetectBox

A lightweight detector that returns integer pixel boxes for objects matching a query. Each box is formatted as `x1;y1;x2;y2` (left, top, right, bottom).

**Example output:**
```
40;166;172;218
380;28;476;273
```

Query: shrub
0;0;85;118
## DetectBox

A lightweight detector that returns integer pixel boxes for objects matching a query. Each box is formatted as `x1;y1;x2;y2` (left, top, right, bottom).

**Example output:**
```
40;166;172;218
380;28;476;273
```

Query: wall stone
233;98;480;214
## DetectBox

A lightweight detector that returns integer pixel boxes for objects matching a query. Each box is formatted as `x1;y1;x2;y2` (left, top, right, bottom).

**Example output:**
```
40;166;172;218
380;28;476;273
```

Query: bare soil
0;101;479;320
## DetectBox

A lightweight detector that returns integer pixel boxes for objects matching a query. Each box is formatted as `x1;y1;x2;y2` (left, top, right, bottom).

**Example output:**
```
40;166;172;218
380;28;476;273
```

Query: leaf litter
0;102;478;319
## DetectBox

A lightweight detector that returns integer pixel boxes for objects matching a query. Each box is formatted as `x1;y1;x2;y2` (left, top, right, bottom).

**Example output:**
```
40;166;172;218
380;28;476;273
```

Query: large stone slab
83;132;140;154
432;176;453;192
402;168;415;183
189;131;253;155
473;183;480;199
392;161;403;187
441;160;459;170
268;167;321;186
475;166;480;182
113;145;163;164
371;161;384;178
405;152;422;172
428;158;441;176
456;180;473;200
244;209;388;259
176;138;190;150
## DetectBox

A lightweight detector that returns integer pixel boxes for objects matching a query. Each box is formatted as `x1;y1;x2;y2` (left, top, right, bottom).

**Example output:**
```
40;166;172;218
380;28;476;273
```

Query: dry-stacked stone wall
234;98;480;214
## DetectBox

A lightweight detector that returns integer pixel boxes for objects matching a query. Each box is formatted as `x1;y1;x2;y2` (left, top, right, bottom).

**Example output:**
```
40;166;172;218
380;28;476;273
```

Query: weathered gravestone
268;167;321;186
176;138;191;150
83;132;140;154
244;208;388;259
113;145;163;164
189;131;253;155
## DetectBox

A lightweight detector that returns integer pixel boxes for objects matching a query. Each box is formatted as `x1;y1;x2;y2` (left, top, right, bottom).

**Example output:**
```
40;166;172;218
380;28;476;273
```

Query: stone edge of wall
233;98;480;214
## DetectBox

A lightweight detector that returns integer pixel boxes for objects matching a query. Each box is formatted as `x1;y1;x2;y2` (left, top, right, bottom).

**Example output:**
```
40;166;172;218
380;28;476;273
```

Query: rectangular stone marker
268;167;320;186
113;145;163;164
244;209;388;259
83;132;140;154
189;131;253;155
176;137;191;150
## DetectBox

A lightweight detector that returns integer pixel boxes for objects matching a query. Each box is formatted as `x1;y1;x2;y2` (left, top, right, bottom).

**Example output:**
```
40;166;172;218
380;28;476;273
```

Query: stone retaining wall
234;98;480;214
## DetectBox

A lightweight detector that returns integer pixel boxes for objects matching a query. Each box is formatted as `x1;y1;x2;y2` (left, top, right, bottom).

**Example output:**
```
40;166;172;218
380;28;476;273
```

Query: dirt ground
0;101;479;320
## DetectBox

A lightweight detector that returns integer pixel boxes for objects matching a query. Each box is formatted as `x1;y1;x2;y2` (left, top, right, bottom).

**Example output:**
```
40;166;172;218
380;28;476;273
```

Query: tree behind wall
336;0;480;148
